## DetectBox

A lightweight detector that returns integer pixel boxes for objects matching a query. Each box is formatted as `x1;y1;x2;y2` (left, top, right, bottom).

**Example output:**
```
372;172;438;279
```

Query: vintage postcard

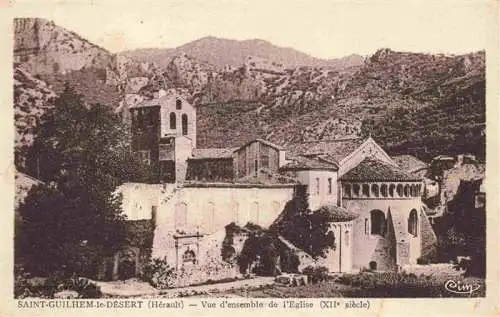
1;0;499;316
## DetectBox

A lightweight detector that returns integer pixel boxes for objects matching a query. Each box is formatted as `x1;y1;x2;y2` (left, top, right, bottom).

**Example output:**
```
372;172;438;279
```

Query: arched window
397;184;403;197
353;184;360;197
364;218;368;235
408;209;418;237
176;99;182;110
370;209;385;235
371;184;380;197
345;231;350;246
170;112;176;129
182;249;196;264
151;205;157;225
174;202;187;230
404;185;410;197
362;184;370;198
381;184;388;197
389;184;395;197
182;114;188;135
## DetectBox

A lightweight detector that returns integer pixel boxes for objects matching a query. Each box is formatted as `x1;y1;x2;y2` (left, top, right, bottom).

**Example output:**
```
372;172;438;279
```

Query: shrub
302;266;329;284
141;258;175;289
58;276;102;298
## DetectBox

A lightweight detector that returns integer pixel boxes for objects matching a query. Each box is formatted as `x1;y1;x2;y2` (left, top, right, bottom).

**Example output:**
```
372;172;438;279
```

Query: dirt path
97;277;275;298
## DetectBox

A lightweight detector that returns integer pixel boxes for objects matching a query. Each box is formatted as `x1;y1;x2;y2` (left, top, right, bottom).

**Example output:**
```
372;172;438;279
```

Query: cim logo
444;279;481;295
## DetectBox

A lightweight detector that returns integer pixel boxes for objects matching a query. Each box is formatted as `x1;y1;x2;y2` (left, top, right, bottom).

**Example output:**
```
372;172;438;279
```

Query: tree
272;186;336;259
16;84;152;277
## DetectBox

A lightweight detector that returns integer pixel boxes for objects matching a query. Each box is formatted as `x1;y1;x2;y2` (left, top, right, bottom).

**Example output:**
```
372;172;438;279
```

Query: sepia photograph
10;0;493;305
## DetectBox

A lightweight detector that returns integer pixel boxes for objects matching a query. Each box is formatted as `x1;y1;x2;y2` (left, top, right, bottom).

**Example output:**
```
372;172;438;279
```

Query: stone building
114;91;433;280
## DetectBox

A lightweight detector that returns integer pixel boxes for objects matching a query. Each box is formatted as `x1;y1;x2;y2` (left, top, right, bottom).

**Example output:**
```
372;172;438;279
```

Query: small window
370;209;385;235
397;184;404;197
182;250;196;264
364;218;368;235
151;206;157;224
404;185;410;197
345;231;350;246
408;209;418;237
389;184;395;197
381;184;388;197
182;114;188;135
316;178;320;195
328;178;333;194
176;99;182;110
362;184;370;197
170;112;176;129
254;159;258;175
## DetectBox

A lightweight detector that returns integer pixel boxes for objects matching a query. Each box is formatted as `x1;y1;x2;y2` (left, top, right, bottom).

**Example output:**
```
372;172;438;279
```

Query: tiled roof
315;205;359;222
286;138;364;164
191;148;238;159
239;139;286;151
281;155;338;171
392;155;428;172
340;157;422;182
130;98;160;108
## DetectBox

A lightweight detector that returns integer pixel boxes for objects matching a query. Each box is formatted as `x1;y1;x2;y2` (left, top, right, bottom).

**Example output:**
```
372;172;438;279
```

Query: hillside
13;18;486;171
120;36;365;69
193;49;485;162
14;18;112;75
14;67;56;167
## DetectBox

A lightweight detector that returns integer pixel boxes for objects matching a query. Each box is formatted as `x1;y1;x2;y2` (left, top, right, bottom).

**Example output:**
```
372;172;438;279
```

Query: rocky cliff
13;18;486;169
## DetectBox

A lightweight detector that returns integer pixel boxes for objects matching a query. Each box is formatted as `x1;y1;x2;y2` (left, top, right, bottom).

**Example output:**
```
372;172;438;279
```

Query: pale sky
8;0;498;58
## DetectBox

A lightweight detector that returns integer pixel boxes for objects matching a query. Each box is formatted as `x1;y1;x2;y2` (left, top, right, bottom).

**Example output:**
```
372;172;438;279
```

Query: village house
111;90;433;281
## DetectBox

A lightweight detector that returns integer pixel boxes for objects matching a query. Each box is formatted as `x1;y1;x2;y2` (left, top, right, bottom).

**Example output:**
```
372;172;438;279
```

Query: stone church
113;89;431;280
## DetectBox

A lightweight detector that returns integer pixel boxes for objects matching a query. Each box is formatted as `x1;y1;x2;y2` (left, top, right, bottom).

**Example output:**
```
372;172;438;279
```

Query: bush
58;276;102;298
141;258;175;289
302;266;329;284
14;267;101;299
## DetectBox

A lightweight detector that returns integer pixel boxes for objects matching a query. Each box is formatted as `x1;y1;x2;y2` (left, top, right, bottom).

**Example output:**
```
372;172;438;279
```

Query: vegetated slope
120;36;365;69
13;67;56;162
14;18;112;75
194;49;485;162
14;18;485;165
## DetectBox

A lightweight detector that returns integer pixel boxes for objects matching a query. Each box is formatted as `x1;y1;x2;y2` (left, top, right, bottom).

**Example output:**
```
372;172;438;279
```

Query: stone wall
117;182;296;269
419;209;438;259
295;170;338;210
343;196;422;270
